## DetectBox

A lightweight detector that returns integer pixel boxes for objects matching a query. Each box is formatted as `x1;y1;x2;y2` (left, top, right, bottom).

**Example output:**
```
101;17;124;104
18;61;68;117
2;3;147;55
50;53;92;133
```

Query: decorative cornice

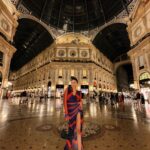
0;36;16;54
128;35;150;56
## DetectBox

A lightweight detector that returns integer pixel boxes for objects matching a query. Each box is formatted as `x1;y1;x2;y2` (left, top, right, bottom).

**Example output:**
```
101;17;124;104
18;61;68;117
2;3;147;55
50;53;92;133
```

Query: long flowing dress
64;88;83;150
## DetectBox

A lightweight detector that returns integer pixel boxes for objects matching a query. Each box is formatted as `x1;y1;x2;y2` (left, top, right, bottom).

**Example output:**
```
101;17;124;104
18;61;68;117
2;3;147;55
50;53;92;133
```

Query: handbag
61;128;74;139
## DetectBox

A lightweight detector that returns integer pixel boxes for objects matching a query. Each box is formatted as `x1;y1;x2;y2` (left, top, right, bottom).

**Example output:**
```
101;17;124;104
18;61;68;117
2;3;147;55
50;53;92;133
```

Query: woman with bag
64;77;83;150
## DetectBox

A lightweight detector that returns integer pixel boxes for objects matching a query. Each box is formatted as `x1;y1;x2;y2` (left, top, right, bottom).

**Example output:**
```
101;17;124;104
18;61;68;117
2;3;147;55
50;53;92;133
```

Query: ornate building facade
0;0;18;97
127;0;150;90
4;0;150;97
10;33;116;96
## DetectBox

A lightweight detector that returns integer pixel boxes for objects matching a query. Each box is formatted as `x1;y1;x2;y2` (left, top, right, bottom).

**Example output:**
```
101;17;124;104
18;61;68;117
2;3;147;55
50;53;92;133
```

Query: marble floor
0;98;150;150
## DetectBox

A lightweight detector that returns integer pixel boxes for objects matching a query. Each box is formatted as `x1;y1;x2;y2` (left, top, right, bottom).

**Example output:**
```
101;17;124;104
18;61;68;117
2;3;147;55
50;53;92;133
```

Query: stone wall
127;0;150;89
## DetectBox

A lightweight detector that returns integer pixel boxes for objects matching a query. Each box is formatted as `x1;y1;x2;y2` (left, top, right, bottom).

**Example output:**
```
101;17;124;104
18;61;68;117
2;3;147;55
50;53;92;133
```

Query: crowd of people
9;91;49;105
85;90;149;107
5;89;150;108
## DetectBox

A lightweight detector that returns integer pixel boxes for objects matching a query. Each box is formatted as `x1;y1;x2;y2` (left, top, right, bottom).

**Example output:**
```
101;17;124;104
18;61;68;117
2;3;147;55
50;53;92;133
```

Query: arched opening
0;72;2;97
0;72;2;87
0;52;4;67
93;23;132;92
93;23;130;62
48;81;51;87
11;18;54;71
116;64;134;92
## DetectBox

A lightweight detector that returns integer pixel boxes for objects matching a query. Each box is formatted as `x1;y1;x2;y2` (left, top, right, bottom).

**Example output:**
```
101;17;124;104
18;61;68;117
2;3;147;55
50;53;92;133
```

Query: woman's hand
80;101;83;110
65;114;69;121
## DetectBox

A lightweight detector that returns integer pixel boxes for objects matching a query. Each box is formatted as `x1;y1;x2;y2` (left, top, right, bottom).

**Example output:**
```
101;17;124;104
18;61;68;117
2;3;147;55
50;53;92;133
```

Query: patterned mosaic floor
0;98;150;150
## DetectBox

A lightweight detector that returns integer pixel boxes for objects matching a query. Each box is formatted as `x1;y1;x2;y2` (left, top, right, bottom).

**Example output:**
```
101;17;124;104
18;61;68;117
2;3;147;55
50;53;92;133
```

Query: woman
64;77;83;150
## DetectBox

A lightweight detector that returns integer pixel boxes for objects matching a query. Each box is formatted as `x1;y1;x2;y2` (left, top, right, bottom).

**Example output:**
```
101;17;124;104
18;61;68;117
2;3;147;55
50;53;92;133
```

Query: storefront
139;72;150;101
56;84;64;98
81;85;89;99
81;85;89;94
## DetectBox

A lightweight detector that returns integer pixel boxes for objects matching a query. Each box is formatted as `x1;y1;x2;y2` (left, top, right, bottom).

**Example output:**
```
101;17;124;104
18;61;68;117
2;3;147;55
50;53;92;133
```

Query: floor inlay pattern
103;124;120;131
36;124;53;132
58;121;103;140
0;99;150;150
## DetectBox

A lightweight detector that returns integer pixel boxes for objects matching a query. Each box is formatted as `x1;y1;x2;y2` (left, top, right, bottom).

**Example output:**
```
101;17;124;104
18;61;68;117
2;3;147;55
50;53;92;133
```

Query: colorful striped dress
64;88;83;150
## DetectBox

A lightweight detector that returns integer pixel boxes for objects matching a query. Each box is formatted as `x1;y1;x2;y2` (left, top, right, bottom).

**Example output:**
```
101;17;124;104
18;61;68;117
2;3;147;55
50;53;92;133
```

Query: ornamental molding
89;0;139;41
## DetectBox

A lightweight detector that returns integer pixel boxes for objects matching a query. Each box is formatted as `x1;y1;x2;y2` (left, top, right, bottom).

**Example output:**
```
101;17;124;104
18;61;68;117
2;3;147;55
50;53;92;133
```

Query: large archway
93;23;130;62
93;23;133;92
116;64;134;91
11;18;54;71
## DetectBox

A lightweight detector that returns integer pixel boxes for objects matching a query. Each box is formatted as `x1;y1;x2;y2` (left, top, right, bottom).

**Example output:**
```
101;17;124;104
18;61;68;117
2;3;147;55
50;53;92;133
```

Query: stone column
130;57;140;89
144;50;150;71
3;53;12;80
0;37;16;99
1;53;14;98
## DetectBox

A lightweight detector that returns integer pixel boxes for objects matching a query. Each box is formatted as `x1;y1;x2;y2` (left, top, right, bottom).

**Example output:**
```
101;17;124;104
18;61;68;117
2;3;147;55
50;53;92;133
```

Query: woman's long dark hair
68;76;78;93
71;76;78;83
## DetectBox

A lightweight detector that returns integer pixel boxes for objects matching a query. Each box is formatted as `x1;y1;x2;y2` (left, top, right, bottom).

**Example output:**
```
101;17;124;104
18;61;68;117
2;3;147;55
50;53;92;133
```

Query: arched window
0;72;2;87
0;52;3;66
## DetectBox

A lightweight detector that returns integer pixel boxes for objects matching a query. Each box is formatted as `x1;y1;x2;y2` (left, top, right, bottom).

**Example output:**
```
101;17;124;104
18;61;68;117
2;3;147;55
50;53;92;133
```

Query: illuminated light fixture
130;84;134;88
63;23;68;31
7;81;12;86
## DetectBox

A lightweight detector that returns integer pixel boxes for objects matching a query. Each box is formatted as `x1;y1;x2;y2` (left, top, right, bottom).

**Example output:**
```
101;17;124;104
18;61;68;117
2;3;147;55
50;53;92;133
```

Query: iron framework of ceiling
10;0;133;71
19;0;133;31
